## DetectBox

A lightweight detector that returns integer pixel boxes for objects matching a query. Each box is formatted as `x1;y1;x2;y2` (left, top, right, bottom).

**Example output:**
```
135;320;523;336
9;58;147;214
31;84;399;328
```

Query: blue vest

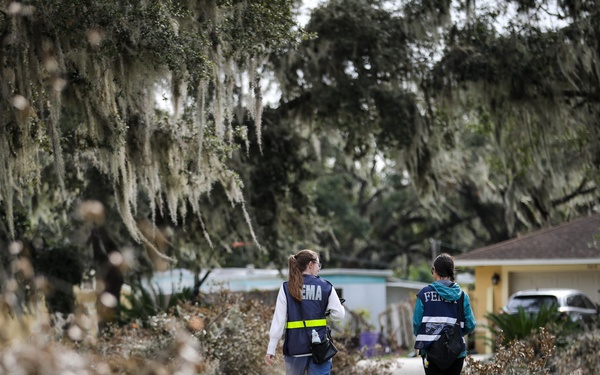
414;284;466;350
283;275;332;356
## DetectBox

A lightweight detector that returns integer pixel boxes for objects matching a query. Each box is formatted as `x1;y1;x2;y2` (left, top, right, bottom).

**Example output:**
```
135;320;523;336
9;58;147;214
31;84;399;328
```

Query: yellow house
455;214;600;354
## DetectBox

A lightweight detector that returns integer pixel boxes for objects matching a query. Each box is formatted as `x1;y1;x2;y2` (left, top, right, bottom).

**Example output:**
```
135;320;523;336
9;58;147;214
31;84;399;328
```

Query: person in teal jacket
413;253;476;375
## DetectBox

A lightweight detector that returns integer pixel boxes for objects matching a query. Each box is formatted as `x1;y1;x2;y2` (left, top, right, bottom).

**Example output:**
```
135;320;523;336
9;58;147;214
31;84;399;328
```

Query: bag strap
456;291;464;328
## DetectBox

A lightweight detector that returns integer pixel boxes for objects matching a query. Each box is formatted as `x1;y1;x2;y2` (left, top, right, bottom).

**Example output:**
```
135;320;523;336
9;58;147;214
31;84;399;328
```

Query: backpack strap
457;291;464;329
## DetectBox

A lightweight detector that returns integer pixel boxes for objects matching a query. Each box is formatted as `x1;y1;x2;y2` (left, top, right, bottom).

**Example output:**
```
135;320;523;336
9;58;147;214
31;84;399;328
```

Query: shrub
550;329;600;374
485;303;580;346
94;315;210;374
464;328;556;375
182;290;274;375
118;288;386;374
466;316;600;375
121;279;194;325
23;286;592;374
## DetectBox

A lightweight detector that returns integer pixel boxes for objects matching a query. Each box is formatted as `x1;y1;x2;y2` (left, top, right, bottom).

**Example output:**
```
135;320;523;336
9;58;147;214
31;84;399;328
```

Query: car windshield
507;295;558;312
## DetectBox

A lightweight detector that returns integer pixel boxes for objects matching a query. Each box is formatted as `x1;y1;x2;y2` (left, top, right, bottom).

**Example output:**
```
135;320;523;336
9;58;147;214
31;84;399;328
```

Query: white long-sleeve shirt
266;283;345;356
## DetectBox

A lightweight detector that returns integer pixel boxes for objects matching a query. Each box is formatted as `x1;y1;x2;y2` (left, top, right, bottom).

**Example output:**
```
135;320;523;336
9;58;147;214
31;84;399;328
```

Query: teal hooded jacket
412;280;477;357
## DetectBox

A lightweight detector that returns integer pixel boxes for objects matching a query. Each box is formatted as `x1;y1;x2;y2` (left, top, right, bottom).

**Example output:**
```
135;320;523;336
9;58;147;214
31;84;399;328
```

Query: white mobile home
145;266;426;331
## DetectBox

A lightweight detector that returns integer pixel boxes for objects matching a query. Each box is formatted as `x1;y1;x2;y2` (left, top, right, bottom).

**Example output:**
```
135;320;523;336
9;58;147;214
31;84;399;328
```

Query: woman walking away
265;249;345;375
413;253;477;375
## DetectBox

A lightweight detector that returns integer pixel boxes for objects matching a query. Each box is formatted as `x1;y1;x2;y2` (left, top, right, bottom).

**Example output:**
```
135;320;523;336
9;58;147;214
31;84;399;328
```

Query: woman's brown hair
288;249;318;302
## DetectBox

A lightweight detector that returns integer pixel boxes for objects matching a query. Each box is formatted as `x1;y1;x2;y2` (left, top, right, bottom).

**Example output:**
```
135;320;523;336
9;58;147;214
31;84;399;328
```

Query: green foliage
121;280;194;324
0;0;304;273
407;262;433;283
485;304;580;345
315;174;371;242
2;0;600;349
267;0;600;271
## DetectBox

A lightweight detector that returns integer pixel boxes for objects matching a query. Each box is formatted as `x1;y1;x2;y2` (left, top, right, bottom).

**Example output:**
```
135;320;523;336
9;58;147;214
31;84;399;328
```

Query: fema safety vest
414;284;466;350
283;275;332;356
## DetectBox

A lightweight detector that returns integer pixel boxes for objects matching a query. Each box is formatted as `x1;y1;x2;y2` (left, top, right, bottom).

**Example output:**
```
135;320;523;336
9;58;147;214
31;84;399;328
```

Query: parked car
502;288;599;325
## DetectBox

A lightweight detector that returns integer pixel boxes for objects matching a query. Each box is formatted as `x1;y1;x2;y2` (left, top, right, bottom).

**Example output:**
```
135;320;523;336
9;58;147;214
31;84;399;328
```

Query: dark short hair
433;253;455;281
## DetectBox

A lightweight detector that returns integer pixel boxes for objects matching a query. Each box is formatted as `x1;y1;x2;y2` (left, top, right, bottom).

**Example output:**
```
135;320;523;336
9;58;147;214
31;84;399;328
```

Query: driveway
357;354;492;375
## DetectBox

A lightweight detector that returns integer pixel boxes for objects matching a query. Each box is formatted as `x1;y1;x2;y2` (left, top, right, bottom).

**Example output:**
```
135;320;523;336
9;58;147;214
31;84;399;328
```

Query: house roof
455;214;600;266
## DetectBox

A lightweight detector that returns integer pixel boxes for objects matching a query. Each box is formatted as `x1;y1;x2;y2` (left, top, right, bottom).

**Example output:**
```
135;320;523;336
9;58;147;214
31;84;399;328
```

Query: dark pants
422;356;465;375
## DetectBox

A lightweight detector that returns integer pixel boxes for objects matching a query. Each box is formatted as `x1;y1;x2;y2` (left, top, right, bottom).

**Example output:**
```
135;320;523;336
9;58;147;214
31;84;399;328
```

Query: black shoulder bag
296;299;338;364
426;292;465;370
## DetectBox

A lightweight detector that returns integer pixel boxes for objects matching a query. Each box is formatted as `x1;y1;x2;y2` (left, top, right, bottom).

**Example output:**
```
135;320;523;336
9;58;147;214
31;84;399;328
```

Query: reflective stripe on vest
286;319;327;329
